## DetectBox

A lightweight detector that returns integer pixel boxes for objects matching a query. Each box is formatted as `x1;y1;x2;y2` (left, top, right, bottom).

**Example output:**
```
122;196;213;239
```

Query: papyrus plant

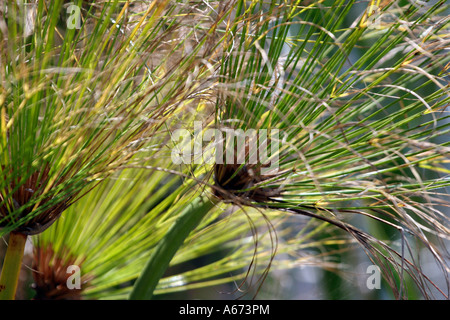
0;0;234;299
31;149;343;299
131;0;450;300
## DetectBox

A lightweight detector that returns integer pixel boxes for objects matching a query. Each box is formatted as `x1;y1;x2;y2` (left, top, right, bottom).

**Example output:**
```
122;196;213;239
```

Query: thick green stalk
0;232;27;300
129;194;217;300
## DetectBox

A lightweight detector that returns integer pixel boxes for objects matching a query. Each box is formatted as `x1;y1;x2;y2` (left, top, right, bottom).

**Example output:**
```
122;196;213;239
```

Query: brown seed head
213;135;280;202
32;244;90;300
0;165;73;235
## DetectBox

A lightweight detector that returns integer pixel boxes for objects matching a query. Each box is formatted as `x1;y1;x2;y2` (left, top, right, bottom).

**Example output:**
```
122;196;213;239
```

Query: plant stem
129;194;216;300
0;232;27;300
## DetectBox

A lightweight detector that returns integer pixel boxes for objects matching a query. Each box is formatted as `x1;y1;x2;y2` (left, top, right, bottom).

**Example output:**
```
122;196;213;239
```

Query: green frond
0;0;226;234
179;0;450;299
1;0;449;301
